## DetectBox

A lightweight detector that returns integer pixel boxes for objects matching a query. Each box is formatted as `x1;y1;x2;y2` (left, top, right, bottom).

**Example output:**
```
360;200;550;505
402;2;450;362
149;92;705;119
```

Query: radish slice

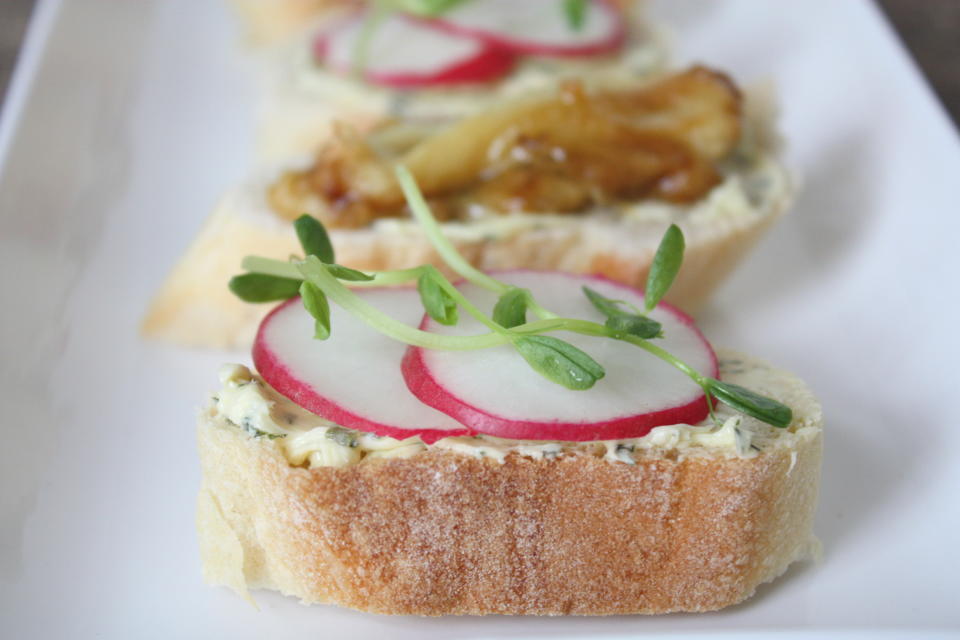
254;291;470;444
402;272;718;441
315;12;516;88
425;0;626;57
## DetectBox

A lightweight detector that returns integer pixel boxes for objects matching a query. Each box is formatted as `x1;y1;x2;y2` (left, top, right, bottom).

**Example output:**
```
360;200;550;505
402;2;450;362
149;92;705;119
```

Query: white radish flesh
254;290;470;444
427;0;625;57
402;271;718;441
315;12;516;88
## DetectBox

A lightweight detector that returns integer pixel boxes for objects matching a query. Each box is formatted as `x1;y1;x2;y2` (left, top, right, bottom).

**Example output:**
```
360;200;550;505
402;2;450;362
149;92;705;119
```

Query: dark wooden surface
0;0;32;108
0;1;958;125
878;0;960;125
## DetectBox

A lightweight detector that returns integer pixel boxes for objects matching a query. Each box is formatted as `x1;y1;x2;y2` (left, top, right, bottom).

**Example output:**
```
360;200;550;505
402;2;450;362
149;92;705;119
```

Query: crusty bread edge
196;377;821;615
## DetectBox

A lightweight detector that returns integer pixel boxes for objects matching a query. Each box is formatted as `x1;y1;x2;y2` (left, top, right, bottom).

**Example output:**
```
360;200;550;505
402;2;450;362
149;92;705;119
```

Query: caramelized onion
270;66;742;228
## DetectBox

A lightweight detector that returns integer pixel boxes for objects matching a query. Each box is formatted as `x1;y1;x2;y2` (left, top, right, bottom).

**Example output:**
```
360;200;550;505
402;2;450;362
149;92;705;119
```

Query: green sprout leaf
325;264;375;281
493;288;530;329
644;224;685;313
300;281;331;340
418;271;458;326
604;314;663;340
563;0;587;30
389;0;467;16
514;335;605;390
583;286;631;318
350;2;390;76
707;379;793;428
229;273;302;303
583;286;662;339
294;214;335;263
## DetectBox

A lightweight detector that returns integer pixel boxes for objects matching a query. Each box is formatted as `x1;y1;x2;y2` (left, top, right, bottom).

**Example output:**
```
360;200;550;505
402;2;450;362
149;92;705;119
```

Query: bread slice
143;146;790;349
197;350;822;614
249;1;665;160
143;73;790;349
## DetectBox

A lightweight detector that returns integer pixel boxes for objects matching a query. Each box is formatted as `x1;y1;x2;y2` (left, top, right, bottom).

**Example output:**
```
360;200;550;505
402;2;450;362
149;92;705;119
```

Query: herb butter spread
205;350;820;469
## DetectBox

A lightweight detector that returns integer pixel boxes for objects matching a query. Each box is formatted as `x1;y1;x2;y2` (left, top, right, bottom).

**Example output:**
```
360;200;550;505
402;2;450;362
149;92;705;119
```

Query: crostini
242;0;666;159
198;352;821;614
144;66;790;348
196;183;821;614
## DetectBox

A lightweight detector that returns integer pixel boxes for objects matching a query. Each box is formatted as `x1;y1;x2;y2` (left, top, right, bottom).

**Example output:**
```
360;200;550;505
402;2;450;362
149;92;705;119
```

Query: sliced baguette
143;76;790;350
143;151;790;349
197;350;822;614
251;1;664;160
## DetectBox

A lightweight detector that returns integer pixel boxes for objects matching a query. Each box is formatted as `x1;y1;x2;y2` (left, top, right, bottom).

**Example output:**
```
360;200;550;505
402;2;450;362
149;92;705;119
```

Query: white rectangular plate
1;0;958;636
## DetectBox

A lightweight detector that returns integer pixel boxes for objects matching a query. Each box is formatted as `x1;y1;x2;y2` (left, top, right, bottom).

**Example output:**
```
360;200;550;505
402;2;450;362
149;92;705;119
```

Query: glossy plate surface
0;0;958;636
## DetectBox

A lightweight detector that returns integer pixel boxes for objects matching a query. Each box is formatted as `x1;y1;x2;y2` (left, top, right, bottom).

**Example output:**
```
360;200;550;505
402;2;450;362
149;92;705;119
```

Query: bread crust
197;412;821;615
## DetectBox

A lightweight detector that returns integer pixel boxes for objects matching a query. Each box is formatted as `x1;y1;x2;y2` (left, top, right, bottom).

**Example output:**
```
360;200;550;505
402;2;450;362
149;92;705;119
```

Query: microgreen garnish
324;264;375;282
493;288;530;329
228;273;303;303
350;2;390;77
515;335;604;390
294;214;335;263
563;0;588;30
644;223;685;313
388;0;468;16
300;281;331;340
706;380;793;428
603;313;663;340
583;286;663;339
418;269;459;326
582;287;640;318
231;165;793;429
579;222;685;340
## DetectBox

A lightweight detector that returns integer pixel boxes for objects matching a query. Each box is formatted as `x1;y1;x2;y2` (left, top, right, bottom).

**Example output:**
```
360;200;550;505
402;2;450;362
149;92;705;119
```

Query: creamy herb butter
208;351;814;469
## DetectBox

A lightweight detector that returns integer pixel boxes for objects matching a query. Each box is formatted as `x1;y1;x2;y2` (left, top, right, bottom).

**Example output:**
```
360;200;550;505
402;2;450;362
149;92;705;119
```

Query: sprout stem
396;164;508;294
297;257;509;350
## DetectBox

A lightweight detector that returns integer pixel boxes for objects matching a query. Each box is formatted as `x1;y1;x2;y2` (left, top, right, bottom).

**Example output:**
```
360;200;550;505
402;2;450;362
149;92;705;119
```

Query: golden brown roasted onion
270;66;742;228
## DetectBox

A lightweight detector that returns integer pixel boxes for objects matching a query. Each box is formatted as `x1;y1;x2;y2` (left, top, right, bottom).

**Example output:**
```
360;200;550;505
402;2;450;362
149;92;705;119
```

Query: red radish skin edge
253;297;472;445
313;16;517;88
401;272;720;442
420;0;627;58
